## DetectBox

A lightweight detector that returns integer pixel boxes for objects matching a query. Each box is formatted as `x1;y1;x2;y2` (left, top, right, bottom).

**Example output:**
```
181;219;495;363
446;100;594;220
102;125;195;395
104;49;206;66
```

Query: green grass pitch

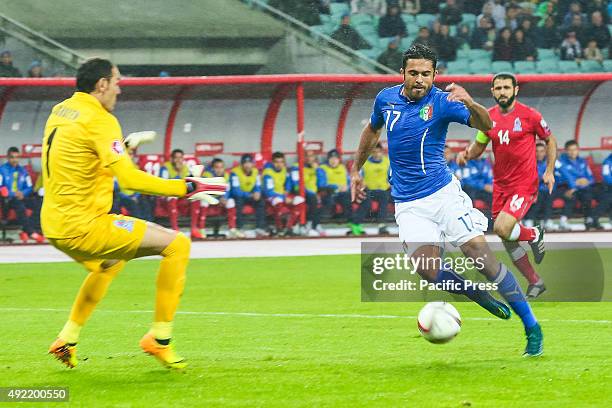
1;252;611;407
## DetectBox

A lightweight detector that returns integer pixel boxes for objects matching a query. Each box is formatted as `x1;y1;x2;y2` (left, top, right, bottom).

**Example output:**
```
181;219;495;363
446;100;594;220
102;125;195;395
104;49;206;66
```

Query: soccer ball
417;302;462;344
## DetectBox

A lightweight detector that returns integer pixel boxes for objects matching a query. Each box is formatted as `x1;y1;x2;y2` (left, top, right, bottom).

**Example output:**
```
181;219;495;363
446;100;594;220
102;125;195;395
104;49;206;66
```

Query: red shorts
492;188;537;221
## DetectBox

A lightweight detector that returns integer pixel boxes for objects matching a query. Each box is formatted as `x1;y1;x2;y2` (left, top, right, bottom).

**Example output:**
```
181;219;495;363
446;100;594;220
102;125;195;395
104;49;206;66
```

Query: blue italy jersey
370;85;471;202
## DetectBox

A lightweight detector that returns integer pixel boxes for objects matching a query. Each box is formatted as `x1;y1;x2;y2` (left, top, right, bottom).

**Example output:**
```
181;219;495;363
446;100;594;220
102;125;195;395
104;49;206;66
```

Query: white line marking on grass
0;307;609;325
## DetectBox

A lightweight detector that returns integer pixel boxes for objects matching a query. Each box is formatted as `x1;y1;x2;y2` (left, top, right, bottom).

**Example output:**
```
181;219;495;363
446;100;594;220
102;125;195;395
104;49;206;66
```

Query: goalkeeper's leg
134;222;191;368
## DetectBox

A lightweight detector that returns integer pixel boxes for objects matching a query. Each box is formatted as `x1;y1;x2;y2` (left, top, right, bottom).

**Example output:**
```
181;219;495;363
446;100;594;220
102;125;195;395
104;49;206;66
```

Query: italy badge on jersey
419;104;433;121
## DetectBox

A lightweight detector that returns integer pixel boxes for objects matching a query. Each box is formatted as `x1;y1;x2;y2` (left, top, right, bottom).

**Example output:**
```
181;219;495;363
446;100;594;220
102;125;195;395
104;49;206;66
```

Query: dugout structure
1;73;611;224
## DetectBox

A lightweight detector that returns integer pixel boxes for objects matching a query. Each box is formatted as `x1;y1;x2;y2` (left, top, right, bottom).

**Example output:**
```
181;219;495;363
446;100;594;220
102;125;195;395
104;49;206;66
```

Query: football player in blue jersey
350;44;543;356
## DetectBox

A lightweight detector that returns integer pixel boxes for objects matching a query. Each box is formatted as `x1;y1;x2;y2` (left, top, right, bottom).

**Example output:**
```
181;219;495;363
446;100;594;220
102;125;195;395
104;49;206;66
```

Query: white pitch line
0;307;609;325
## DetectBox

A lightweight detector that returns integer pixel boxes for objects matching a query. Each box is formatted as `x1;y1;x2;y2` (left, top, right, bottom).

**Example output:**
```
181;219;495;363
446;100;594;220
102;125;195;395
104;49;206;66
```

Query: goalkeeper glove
185;177;227;204
124;131;156;149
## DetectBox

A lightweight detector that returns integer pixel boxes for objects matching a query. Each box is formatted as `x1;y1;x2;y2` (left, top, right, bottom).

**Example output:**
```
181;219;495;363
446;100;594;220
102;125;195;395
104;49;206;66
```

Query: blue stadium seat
355;24;376;37
536;59;560;73
330;2;350;17
491;61;513;73
467;49;491;61
416;13;436;28
379;36;397;49
401;14;415;25
603;59;612;72
457;48;470;60
469;59;493;74
447;60;471;74
351;13;374;27
461;13;477;26
361;32;380;48
357;49;382;60
580;60;604;72
311;25;334;37
513;61;537;74
537;48;556;59
400;36;416;50
407;23;420;35
558;60;581;73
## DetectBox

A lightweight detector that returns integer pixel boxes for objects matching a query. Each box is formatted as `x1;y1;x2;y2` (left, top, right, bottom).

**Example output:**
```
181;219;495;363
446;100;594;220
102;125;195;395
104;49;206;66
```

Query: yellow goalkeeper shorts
48;214;147;262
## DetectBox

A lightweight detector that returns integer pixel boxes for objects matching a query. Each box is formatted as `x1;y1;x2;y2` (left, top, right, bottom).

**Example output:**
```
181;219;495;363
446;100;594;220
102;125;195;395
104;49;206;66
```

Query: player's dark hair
211;158;224;166
171;149;184;157
375;143;383;149
565;140;578;149
272;151;285;160
402;44;437;70
7;146;19;155
492;72;518;88
76;58;114;93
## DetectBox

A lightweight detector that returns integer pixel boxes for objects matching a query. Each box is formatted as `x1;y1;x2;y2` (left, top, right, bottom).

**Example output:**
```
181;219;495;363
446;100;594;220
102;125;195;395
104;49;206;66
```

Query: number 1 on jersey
498;129;509;145
385;110;401;132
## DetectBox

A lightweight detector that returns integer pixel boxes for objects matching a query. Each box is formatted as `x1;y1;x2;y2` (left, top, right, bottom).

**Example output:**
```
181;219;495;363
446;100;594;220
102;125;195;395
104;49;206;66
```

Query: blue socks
434;268;499;308
491;264;538;329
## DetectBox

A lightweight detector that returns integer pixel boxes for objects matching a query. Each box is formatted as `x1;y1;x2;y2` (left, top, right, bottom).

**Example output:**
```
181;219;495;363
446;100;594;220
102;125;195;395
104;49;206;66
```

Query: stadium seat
361;32;379;48
351;13;374;27
461;13;476;26
400;36;416;50
355;24;376;38
319;14;331;25
311;25;334;37
449;25;458;36
416;13;436;28
401;14;415;25
407;23;420;36
491;61;512;72
467;49;491;61
330;3;350;17
580;60;603;73
379;36;397;49
469;59;493;74
446;60;471;74
357;49;382;60
603;59;612;72
513;61;537;74
537;48;556;59
536;59;560;73
457;48;470;60
558;60;581;73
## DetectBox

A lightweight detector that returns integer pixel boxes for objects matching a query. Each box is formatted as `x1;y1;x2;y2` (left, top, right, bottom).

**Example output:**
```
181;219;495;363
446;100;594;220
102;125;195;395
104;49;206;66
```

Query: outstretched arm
457;131;489;166
110;156;187;197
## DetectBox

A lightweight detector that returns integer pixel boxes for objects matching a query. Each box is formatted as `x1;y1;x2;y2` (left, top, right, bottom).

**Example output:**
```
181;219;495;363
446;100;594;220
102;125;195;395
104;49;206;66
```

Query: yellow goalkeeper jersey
41;92;129;238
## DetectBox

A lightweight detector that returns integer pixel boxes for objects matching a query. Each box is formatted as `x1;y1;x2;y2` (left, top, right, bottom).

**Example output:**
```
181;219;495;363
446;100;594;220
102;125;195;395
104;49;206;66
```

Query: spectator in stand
440;0;463;26
524;143;556;231
331;14;372;50
160;149;204;239
433;24;458;69
595;152;612;229
537;16;562;48
351;0;386;16
320;149;361;235
558;140;597;230
586;0;609;24
445;144;465;183
536;0;559;25
200;158;240;238
411;27;435;48
493;27;514;61
262;152;304;236
489;0;508;30
463;0;486;15
584;39;604;62
462;156;494;209
564;13;589;45
113;148;154;221
562;1;587;28
0;147;43;243
0;51;21;77
505;4;522;32
430;19;442;38
229;154;267;237
471;16;496;50
512;28;538;61
584;11;611;49
560;31;583;60
518;17;538;44
456;23;473;49
477;1;495;28
378;4;407;38
28;60;44;78
377;38;404;70
357;143;391;235
290;150;326;236
396;0;420;15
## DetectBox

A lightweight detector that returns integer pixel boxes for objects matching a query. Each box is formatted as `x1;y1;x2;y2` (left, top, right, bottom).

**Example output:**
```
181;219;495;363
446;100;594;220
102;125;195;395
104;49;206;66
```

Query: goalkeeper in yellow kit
42;58;225;369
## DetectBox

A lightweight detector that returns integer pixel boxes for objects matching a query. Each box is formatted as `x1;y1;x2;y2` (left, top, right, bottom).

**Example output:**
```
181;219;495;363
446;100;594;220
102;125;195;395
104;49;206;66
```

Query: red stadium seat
138;154;163;176
473;199;489;210
552;198;565;209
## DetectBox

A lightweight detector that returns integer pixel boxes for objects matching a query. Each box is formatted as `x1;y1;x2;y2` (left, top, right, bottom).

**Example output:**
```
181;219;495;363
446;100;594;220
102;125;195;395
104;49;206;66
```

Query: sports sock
69;260;126;326
151;321;173;344
490;263;538;329
58;320;82;344
508;245;540;285
155;232;190;322
434;269;500;310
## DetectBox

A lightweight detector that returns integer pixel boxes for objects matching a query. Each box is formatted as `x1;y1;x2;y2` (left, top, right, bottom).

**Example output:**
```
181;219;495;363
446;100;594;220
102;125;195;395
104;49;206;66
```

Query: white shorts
395;177;488;249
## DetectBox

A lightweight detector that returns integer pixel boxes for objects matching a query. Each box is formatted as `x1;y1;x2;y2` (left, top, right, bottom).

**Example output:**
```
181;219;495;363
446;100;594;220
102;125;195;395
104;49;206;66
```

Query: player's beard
495;93;516;109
